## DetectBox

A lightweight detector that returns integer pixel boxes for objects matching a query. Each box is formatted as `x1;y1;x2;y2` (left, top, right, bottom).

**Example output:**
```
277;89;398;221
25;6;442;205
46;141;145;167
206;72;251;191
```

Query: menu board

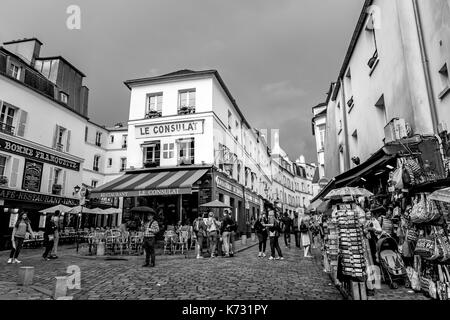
21;159;43;192
9;213;18;228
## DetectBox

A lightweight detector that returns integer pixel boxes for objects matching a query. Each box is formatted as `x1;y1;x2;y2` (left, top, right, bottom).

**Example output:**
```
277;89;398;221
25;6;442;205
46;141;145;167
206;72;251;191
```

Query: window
107;158;112;167
95;132;102;147
122;135;127;149
228;110;232;130
120;158;127;172
93;155;100;171
0;155;7;176
109;135;114;144
84;126;88;142
319;126;325;150
237;162;241;183
0;103;16;135
9;63;21;80
439;63;450;99
177;138;194;165
366;13;379;72
146;93;163;117
178;89;196;114
163;143;174;159
91;180;98;188
52;168;62;195
56;126;66;151
143;142;160;166
60;92;68;104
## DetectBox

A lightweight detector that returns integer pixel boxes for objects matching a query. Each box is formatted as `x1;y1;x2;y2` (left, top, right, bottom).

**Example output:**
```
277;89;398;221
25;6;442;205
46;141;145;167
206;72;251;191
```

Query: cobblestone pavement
0;238;342;300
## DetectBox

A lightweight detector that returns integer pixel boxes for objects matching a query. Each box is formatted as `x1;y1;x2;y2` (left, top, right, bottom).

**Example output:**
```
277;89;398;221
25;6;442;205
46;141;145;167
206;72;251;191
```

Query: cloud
261;81;306;100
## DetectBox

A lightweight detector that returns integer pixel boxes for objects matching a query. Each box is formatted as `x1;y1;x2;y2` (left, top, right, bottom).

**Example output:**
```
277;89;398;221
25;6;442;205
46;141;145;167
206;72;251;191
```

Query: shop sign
215;176;243;198
91;187;192;198
0;188;79;206
0;138;80;171
22;160;43;192
135;120;204;139
245;190;259;206
318;178;329;188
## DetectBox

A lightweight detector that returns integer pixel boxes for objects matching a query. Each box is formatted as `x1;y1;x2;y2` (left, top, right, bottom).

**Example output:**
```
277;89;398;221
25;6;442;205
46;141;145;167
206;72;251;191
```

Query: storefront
90;165;213;231
212;172;245;233
0;188;79;250
244;189;260;234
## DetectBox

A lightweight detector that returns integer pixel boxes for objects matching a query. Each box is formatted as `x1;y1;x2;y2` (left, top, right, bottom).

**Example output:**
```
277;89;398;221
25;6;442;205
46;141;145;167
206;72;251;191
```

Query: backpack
300;221;308;233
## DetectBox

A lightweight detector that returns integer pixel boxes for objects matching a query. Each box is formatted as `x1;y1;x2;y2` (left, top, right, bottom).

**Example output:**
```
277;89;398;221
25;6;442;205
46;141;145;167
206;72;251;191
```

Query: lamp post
73;185;83;253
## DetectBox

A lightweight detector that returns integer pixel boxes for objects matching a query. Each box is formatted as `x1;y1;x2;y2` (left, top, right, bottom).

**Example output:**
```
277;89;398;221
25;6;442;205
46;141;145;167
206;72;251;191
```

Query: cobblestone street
0;239;342;300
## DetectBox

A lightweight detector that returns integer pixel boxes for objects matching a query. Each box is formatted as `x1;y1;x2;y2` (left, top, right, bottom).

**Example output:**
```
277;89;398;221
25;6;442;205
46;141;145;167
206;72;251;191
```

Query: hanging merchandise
414;230;435;259
410;194;428;224
437;265;449;300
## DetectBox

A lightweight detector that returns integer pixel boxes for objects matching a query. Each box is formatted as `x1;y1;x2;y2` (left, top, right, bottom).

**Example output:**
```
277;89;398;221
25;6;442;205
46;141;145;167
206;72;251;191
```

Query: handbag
410;194;427;224
415;233;435;259
406;227;419;242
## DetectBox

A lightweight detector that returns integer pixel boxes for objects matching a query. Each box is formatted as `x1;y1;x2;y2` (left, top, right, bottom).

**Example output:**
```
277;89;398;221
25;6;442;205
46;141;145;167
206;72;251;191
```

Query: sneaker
268;256;274;260
7;258;12;264
275;257;280;260
258;252;262;257
14;259;21;264
262;253;266;258
280;257;284;260
142;263;150;267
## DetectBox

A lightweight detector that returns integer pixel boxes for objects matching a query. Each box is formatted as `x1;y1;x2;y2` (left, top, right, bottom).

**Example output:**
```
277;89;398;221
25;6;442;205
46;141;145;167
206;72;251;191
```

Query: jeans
284;231;291;247
222;231;231;255
256;232;267;253
51;230;59;256
10;237;24;259
269;236;283;258
293;228;300;247
42;235;54;259
196;234;204;257
143;237;156;266
208;231;218;256
230;231;236;254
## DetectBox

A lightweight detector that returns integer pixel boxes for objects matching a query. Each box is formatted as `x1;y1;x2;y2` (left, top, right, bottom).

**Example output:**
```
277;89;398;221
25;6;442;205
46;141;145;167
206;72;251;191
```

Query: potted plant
145;110;162;119
52;184;62;194
0;176;8;185
144;160;158;168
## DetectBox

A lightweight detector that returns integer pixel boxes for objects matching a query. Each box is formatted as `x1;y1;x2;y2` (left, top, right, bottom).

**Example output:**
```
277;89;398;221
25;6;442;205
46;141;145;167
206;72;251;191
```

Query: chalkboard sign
22;159;43;192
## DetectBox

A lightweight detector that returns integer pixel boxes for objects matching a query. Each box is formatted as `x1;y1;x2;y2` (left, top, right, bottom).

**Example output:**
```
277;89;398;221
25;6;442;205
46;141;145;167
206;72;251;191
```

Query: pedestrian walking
265;210;283;260
193;213;207;259
254;212;268;257
220;210;233;257
42;214;57;261
281;212;292;248
206;212;219;258
50;211;61;258
228;210;237;257
142;210;159;267
293;211;300;248
8;211;34;264
299;212;312;258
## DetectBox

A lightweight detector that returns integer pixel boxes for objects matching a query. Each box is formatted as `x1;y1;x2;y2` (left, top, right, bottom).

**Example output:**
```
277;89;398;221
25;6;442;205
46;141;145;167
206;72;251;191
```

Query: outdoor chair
174;230;189;254
190;234;197;251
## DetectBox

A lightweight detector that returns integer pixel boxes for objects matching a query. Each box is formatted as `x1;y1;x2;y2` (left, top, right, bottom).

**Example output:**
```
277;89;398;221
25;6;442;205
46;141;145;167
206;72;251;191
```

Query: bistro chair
175;230;189;254
190;233;197;251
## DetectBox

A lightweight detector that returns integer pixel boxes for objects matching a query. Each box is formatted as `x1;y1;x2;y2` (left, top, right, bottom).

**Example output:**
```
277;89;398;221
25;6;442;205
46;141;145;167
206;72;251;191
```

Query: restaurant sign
90;187;192;199
216;176;244;198
245;190;260;206
0;138;80;171
22;160;43;192
135;120;204;139
0;188;79;206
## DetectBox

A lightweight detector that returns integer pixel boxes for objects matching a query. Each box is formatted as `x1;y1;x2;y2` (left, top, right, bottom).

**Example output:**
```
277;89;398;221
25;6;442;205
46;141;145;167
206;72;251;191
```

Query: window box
52;184;62;195
143;161;158;168
145;110;162;119
178;157;193;166
0;176;8;185
0;123;15;135
178;106;196;115
56;142;64;152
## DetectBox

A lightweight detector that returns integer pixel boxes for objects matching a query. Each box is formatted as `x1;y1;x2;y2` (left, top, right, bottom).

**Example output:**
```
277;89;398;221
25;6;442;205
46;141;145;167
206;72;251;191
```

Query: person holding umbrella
141;209;159;267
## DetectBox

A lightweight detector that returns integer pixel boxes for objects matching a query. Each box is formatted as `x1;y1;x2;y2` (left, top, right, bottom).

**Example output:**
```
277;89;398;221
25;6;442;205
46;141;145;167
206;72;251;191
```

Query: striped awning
90;169;209;198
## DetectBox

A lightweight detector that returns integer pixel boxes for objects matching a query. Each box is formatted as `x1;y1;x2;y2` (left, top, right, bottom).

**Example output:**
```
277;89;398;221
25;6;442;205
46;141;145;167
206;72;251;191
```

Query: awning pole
179;194;183;223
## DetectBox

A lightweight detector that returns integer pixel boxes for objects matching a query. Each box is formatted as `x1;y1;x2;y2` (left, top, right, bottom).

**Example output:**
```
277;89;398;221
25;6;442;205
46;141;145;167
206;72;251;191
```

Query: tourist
281;212;292;248
299;212;312;258
142;209;159;267
265;210;283;260
206;212;219;258
293;211;300;248
42;214;57;261
51;211;61;258
8;211;35;264
193;213;207;259
228;210;237;257
254;212;268;257
216;217;223;257
220;210;233;257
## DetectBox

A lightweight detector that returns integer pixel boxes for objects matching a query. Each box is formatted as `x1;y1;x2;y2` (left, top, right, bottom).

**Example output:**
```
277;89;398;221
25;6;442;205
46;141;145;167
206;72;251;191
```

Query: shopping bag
437;265;448;300
415;234;435;259
410;194;427;224
392;166;404;190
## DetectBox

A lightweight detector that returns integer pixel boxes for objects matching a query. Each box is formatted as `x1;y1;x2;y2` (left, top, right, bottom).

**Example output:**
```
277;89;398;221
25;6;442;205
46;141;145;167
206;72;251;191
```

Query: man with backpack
193;212;207;259
142;209;159;267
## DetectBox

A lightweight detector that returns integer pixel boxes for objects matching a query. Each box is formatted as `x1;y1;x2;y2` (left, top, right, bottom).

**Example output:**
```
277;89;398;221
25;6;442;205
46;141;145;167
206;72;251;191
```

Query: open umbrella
39;204;73;213
67;206;104;214
429;187;450;203
130;206;156;213
102;207;122;214
199;200;231;208
324;186;373;200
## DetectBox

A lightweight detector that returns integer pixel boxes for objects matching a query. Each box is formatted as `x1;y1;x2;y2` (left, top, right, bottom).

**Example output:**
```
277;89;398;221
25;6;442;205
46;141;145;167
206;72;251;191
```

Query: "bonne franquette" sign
135;120;204;138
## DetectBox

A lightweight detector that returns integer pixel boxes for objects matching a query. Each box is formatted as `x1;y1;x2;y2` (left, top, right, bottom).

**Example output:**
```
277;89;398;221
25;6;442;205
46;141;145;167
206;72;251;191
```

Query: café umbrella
199;200;231;208
324;187;373;200
39;204;73;214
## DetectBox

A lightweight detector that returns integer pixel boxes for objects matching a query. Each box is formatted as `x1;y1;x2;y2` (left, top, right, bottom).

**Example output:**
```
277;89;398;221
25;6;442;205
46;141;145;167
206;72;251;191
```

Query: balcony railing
0;123;15;136
143;161;159;168
145;110;162;119
178;157;194;166
178;106;196;115
56;142;64;152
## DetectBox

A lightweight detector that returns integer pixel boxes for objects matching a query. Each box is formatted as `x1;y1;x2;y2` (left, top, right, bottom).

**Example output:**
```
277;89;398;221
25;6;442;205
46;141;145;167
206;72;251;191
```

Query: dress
301;232;310;246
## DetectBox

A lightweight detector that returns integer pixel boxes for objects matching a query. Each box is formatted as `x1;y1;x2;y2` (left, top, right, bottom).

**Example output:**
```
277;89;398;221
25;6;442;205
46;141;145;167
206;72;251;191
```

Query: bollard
54;276;68;299
241;234;247;245
96;242;105;256
18;266;34;286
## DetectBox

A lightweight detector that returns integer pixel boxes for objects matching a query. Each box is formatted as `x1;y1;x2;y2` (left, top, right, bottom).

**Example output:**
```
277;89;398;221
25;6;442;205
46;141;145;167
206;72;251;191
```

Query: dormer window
9;63;21;80
60;92;69;104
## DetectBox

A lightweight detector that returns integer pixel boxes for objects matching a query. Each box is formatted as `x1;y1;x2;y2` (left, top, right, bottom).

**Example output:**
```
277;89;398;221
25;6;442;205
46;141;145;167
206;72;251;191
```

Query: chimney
3;38;42;66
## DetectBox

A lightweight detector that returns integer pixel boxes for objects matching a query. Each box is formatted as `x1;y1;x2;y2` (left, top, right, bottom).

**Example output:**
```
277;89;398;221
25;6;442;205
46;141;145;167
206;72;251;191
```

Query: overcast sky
0;0;362;163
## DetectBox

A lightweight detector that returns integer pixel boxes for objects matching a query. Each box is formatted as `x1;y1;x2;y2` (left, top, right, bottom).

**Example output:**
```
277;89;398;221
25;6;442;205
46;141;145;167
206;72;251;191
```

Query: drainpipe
412;0;439;134
340;78;351;170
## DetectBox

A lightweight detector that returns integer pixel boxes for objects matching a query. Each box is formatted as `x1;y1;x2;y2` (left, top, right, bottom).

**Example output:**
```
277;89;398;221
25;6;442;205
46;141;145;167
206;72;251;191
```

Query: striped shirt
143;220;159;237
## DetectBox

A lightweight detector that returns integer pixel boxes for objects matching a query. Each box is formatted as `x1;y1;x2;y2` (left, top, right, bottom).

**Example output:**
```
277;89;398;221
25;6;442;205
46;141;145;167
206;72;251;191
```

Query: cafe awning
90;167;210;198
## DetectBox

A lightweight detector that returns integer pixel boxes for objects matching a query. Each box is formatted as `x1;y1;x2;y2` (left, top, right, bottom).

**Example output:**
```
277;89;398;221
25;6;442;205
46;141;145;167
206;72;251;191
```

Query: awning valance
90;168;209;198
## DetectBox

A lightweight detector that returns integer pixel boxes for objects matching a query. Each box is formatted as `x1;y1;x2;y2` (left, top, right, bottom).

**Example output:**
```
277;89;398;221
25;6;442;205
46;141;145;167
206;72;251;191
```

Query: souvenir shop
320;134;450;300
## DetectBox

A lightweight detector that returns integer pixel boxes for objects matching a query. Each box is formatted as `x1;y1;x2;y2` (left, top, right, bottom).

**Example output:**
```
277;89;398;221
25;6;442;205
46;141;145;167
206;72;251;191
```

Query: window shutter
47;167;54;193
17;110;28;137
62;170;67;195
66;130;71;152
9;158;20;188
52;125;59;149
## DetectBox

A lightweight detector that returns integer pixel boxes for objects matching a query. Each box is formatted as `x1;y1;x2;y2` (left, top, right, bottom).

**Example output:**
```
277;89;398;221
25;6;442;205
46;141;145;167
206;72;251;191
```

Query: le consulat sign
135;120;204;138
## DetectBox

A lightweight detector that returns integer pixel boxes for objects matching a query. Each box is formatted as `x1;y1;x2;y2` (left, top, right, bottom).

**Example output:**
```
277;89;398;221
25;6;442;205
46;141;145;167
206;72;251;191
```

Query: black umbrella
130;206;156;214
